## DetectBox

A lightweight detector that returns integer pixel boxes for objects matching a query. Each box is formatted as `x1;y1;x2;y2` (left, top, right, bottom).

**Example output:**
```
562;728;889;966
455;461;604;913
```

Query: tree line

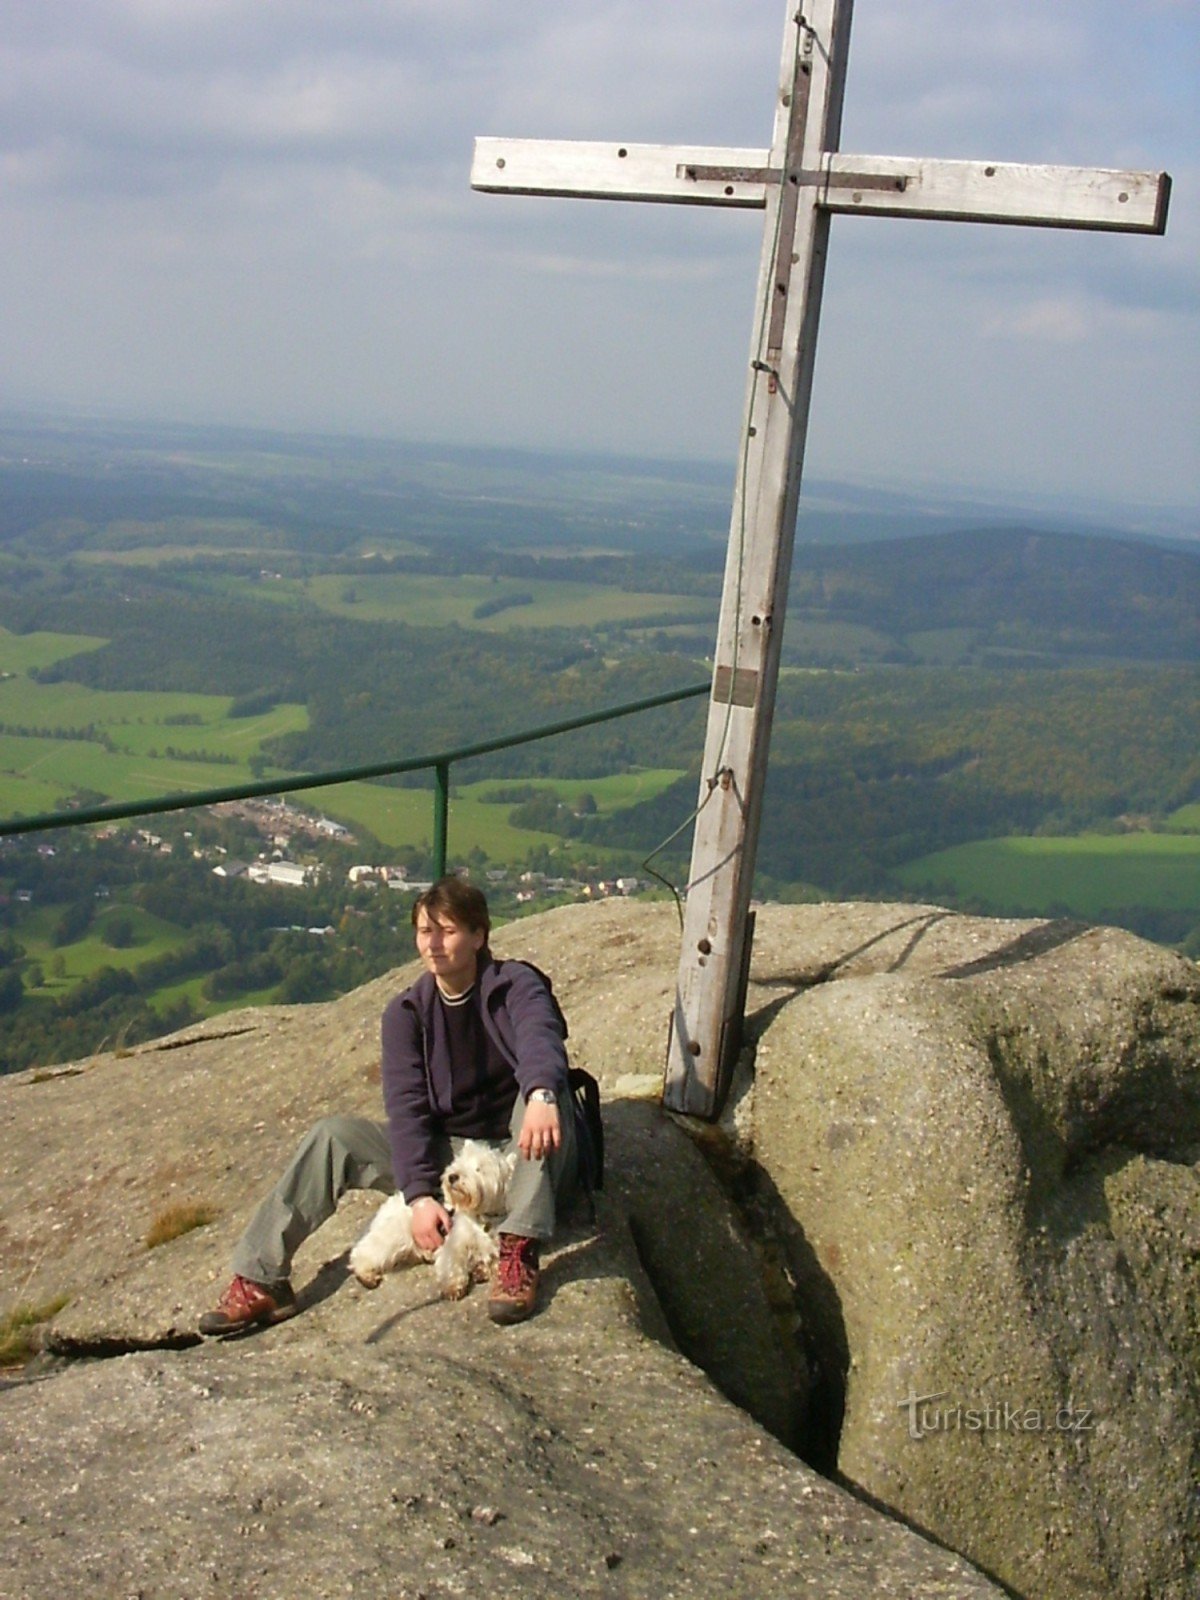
577;664;1200;894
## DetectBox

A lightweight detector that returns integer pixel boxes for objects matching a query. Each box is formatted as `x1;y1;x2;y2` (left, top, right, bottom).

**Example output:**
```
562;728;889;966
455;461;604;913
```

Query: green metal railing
0;681;710;877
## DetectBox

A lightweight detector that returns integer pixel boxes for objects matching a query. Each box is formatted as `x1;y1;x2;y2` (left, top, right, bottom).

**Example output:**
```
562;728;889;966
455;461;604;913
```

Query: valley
0;415;1196;1068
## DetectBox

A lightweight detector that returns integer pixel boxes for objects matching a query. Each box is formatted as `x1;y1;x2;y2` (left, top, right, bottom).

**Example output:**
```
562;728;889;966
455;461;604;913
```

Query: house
265;861;307;889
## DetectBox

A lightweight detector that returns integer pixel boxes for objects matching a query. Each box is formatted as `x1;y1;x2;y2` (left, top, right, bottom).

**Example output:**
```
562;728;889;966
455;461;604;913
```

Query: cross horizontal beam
472;137;1170;233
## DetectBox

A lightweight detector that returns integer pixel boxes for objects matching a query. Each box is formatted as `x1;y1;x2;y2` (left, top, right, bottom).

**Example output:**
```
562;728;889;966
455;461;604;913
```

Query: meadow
894;832;1200;917
265;572;710;633
17;902;192;993
0;627;107;674
311;779;559;860
469;770;685;812
308;768;685;857
0;663;309;819
0;622;685;867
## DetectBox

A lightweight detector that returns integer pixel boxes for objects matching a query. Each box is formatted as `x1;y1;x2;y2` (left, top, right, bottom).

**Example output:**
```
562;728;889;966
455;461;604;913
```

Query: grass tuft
145;1200;220;1249
0;1294;71;1367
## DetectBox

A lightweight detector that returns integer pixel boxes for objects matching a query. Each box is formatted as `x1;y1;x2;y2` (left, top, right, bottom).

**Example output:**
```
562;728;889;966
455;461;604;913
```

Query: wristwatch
529;1089;558;1105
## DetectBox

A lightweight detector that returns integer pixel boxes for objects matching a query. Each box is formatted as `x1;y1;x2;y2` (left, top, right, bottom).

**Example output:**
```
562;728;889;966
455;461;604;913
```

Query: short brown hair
412;877;491;938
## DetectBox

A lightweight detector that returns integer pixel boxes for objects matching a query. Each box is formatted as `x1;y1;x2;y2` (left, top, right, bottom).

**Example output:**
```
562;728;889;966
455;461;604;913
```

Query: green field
0;672;309;821
312;780;560;858
80;534;429;566
80;543;272;565
894;832;1200;916
19;903;193;993
0;627;107;673
904;627;978;665
310;767;683;856
457;769;684;814
217;572;713;633
0;674;306;744
0;621;683;862
148;973;279;1019
0;730;272;814
0;732;304;818
784;617;894;660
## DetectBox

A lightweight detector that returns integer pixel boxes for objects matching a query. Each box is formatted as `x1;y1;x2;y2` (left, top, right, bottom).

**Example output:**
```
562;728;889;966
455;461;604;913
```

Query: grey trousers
231;1089;578;1289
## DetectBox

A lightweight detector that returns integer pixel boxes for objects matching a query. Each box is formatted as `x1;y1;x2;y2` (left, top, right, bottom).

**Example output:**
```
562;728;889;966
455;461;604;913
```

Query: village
196;795;645;903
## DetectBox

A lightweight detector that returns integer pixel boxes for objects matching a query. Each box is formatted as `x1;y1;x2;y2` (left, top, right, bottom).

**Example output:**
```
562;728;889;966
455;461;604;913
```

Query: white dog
349;1140;518;1300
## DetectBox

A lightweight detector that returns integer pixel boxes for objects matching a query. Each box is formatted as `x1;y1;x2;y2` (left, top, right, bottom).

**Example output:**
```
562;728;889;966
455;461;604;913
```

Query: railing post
432;760;450;879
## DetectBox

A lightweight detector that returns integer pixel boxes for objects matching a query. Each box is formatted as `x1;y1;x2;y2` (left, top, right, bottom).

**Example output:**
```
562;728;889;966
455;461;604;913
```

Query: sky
2;0;1197;523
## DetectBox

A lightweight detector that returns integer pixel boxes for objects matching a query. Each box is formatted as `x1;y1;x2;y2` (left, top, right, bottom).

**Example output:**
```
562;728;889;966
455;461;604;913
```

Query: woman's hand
410;1195;452;1253
519;1098;562;1161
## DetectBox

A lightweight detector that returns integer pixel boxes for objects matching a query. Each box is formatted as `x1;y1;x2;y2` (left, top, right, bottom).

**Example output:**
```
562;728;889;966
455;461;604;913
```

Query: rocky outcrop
744;904;1200;1600
0;902;1000;1600
0;1214;1001;1600
2;898;1197;1600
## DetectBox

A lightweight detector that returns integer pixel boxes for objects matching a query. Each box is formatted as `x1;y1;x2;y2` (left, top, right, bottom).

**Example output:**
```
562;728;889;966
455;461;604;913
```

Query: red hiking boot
487;1234;541;1324
198;1274;298;1336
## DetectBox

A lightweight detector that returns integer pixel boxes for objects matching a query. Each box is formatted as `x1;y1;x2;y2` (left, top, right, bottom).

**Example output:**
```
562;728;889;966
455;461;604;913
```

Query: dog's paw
348;1248;384;1289
440;1277;471;1301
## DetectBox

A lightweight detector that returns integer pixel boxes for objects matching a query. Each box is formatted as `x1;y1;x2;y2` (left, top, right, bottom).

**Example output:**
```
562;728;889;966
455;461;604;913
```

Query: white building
264;861;307;888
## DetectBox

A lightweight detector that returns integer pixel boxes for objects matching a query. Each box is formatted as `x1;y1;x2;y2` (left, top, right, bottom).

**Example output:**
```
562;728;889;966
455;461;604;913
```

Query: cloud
0;0;1194;509
983;294;1137;345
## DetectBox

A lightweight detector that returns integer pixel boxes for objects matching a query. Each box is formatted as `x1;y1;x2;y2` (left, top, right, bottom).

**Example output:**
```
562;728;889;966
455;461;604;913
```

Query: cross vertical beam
665;0;851;1114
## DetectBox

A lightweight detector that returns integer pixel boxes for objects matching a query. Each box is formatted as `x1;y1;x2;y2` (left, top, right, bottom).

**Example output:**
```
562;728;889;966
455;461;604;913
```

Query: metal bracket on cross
470;0;1171;1120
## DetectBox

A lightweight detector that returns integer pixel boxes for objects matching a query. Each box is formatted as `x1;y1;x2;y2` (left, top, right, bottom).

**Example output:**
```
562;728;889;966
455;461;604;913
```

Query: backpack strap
568;1066;604;1194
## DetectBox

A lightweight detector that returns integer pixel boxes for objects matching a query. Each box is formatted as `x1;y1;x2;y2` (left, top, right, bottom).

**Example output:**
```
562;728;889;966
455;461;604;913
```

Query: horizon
1;2;1196;516
1;402;1194;548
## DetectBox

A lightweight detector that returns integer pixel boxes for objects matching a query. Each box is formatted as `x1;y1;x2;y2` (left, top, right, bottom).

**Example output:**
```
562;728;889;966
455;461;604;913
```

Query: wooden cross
470;0;1170;1119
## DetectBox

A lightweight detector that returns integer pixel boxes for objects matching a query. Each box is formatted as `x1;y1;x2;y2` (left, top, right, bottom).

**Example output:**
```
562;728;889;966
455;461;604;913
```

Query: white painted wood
472;137;770;208
821;155;1170;233
473;138;1168;234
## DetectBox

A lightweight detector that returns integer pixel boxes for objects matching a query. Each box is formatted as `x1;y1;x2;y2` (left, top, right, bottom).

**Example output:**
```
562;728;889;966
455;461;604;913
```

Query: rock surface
1;1225;999;1600
2;898;1197;1599
745;905;1200;1600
